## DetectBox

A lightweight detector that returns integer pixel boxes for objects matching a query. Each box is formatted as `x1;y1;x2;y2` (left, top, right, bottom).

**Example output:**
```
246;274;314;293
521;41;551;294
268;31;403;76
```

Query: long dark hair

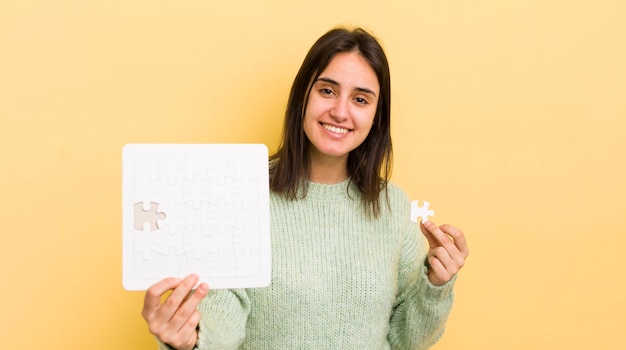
269;27;392;217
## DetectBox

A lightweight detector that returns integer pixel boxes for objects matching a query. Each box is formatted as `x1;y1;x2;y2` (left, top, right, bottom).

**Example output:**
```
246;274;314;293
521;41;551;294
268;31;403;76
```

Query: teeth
323;123;349;134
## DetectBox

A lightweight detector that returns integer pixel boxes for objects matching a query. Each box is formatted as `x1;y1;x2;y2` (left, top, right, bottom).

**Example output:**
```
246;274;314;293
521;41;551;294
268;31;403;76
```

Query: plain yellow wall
1;0;625;348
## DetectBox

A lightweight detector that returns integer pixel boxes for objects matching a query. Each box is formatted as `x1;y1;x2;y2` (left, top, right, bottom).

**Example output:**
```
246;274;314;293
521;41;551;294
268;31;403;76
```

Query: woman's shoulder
384;181;411;203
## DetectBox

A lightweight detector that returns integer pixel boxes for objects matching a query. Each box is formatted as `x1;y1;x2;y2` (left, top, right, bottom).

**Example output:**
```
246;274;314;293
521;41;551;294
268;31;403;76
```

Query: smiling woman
270;28;393;217
303;51;380;183
140;27;469;350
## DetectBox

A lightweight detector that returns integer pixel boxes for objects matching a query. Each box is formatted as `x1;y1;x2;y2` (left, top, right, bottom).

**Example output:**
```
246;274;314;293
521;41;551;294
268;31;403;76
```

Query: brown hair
269;27;392;217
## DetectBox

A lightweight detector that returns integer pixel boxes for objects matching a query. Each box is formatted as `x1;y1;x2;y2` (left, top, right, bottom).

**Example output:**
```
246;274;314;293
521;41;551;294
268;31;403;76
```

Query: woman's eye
354;97;368;105
320;88;334;96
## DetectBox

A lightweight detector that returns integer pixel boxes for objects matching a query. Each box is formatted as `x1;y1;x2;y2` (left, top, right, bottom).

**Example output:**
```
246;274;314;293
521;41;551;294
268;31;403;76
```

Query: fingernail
197;283;209;293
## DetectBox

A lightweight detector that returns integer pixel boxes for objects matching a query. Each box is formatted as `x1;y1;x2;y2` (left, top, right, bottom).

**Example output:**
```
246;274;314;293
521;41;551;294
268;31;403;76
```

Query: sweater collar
303;178;360;201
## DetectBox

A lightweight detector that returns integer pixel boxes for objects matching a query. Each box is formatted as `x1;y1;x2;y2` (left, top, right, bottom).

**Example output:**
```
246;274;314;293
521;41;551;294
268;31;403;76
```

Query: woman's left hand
420;221;469;286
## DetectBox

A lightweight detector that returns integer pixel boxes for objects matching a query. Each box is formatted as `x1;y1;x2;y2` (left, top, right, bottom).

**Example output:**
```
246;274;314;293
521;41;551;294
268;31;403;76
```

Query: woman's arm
387;218;461;350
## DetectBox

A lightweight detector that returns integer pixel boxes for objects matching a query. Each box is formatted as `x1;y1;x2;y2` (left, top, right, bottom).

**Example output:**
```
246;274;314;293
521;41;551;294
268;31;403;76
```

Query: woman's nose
329;98;349;121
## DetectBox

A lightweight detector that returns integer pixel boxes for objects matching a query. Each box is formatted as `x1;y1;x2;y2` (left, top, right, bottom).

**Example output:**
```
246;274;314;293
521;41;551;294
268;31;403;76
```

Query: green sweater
160;180;455;350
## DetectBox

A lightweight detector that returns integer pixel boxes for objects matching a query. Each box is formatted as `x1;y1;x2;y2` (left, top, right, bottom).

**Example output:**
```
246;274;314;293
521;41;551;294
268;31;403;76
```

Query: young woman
141;27;469;350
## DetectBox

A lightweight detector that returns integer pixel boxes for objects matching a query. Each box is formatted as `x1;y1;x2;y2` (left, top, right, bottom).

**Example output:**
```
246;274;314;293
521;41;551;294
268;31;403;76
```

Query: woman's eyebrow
315;77;377;97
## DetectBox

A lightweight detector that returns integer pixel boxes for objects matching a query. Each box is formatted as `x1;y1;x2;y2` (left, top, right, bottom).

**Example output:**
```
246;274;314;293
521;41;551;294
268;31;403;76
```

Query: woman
142;26;469;350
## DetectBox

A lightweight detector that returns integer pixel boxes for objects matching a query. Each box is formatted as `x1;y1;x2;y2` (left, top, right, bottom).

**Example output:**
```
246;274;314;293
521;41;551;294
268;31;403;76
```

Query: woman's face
303;51;380;165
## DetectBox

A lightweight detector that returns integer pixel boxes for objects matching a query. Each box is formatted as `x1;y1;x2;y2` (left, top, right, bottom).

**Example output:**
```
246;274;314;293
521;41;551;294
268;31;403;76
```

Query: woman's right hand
142;274;209;350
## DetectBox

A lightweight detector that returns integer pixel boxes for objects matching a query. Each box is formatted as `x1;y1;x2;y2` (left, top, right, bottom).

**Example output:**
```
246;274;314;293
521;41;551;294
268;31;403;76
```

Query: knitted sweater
160;180;455;350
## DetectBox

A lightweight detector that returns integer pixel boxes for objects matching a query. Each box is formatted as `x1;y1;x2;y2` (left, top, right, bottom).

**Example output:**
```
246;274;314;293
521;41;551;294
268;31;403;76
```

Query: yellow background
1;0;624;348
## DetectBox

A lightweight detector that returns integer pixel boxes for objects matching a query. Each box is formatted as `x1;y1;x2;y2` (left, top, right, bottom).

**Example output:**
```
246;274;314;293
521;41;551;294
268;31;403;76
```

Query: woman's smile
321;122;351;135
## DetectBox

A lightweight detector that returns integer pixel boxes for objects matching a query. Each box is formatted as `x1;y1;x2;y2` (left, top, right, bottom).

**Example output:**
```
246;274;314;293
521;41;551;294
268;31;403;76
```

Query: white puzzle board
122;144;271;291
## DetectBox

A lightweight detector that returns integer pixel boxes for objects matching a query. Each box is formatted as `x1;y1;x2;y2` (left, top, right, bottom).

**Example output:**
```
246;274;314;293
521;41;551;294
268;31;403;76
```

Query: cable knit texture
158;179;455;350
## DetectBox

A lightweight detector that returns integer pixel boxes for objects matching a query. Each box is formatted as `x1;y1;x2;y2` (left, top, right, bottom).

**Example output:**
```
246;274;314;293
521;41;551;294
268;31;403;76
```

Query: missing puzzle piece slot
134;202;167;231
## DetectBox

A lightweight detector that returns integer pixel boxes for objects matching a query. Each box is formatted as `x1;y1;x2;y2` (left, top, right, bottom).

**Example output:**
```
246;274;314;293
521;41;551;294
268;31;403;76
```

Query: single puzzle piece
180;155;211;181
206;201;239;235
232;201;260;230
156;197;187;236
153;176;188;206
208;245;239;277
410;200;435;223
134;172;161;206
182;222;213;259
206;154;238;182
134;202;167;231
178;201;213;232
231;154;259;181
157;155;188;186
179;250;218;277
155;229;186;256
156;246;188;278
232;177;259;208
231;223;257;251
133;229;163;260
133;251;160;279
182;171;212;210
233;248;260;277
133;154;159;181
203;176;241;205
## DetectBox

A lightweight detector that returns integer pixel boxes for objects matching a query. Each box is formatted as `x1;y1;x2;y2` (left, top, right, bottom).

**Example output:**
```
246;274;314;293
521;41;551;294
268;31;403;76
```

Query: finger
175;309;202;346
163;309;201;350
427;256;451;286
169;282;209;333
422;221;458;254
440;224;470;257
434;245;468;277
157;274;199;320
143;277;183;315
419;220;439;247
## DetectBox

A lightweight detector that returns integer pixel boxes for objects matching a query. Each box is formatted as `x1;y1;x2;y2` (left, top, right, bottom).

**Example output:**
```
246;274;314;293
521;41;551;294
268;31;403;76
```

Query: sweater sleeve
387;201;456;350
157;288;250;350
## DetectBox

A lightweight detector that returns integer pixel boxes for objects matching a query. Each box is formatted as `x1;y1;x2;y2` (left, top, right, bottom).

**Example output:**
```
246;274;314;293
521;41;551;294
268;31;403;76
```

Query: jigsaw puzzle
410;200;435;223
122;144;271;291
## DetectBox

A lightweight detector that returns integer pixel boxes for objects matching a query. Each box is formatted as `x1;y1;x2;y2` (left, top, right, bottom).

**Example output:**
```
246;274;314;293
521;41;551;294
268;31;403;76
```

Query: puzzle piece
178;201;212;232
133;154;159;181
182;223;213;259
155;229;186;256
134;229;163;260
156;246;188;277
206;201;239;235
231;154;259;181
208;245;239;277
133;251;159;278
233;248;260;277
180;250;218;275
134;202;167;231
410;200;435;223
206;154;238;182
157;155;188;185
203;176;241;205
232;201;260;230
134;172;161;204
156;197;187;235
181;171;211;210
153;176;188;206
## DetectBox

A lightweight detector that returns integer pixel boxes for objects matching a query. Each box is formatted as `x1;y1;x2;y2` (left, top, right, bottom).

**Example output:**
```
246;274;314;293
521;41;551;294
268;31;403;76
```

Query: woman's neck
308;154;349;184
